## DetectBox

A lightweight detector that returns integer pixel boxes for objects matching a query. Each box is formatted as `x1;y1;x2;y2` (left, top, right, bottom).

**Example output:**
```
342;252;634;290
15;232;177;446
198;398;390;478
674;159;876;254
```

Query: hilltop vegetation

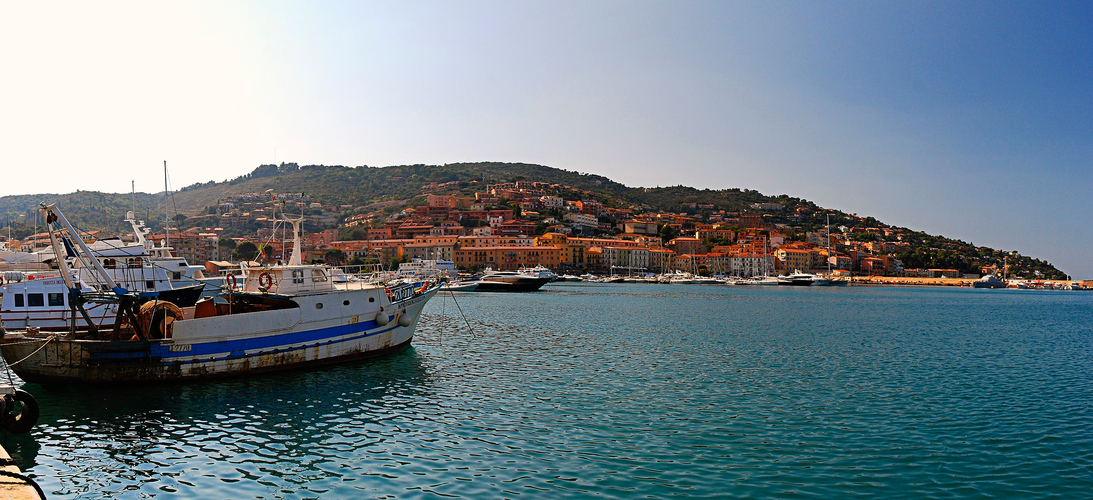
0;162;1067;279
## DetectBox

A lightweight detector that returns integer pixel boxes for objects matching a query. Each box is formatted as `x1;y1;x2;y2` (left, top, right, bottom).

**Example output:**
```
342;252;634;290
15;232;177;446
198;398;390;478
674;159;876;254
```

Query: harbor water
3;283;1092;498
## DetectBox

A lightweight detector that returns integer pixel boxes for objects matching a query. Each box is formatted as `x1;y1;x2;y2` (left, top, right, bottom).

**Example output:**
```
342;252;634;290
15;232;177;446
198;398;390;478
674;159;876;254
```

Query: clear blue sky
2;1;1090;277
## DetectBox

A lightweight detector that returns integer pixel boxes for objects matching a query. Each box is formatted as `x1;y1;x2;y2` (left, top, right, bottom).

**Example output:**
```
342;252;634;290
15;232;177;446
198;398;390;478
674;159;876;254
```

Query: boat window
343;300;350;306
316;303;324;309
173;272;182;280
146;281;155;289
48;293;64;306
369;297;375;303
104;259;115;269
14;294;24;308
311;270;327;283
130;258;142;268
27;293;44;307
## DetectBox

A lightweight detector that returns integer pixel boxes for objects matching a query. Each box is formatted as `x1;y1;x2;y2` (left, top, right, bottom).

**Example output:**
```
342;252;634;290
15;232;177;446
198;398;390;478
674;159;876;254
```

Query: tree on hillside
233;242;258;261
218;237;236;260
324;249;347;266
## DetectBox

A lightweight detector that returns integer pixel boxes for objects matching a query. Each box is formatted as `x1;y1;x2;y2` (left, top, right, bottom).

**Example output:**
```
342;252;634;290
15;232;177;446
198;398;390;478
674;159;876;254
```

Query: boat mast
285;216;304;266
164;160;169;251
826;213;832;276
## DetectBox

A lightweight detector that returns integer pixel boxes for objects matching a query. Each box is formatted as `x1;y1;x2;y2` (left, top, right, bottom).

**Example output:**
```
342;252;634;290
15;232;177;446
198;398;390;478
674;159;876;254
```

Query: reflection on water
4;283;1093;498
12;349;434;499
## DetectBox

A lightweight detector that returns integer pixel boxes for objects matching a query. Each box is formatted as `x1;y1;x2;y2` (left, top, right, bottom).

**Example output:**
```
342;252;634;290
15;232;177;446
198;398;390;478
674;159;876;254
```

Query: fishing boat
0;204;440;384
0;211;216;332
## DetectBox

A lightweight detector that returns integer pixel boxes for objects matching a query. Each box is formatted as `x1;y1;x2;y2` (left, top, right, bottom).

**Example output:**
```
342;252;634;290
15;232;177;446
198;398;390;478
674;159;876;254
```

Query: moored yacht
474;268;552;292
778;271;818;286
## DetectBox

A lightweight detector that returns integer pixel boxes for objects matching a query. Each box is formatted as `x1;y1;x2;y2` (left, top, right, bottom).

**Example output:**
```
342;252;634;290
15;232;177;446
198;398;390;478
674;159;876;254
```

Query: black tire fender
3;389;39;434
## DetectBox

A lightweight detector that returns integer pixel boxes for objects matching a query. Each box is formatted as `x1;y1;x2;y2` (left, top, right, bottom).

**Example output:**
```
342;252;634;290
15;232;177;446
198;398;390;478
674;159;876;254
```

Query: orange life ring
227;274;238;290
258;272;274;289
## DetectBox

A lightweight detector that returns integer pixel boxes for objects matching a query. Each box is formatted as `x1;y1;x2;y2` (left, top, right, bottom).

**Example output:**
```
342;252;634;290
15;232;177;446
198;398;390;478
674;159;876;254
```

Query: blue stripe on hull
89;319;402;365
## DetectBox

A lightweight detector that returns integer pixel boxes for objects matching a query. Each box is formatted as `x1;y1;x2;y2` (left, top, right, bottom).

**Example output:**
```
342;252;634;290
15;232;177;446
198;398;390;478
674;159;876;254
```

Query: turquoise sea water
3;283;1092;499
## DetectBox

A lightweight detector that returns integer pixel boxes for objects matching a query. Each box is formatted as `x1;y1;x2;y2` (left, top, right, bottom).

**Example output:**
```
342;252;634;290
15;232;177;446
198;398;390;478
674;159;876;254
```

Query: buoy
398;310;413;327
375;310;389;326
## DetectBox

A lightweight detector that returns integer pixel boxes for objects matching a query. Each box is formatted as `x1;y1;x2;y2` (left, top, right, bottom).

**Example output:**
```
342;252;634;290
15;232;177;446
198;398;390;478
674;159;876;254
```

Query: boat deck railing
228;264;443;296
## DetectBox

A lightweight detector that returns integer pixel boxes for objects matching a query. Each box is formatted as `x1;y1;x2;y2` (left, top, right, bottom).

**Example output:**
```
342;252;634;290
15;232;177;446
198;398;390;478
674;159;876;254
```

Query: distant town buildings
15;176;1000;279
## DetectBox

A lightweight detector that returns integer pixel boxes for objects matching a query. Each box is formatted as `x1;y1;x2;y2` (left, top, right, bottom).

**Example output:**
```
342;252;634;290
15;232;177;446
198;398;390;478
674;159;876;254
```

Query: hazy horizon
2;1;1089;277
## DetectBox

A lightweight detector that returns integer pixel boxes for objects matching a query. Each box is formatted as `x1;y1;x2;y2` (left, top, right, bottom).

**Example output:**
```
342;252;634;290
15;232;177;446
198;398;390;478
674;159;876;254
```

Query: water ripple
3;284;1092;498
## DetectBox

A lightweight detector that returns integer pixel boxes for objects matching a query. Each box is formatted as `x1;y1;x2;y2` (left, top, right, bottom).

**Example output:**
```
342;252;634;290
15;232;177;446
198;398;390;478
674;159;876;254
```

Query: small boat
740;276;780;286
825;277;849;287
441;280;479;292
0;204;441;384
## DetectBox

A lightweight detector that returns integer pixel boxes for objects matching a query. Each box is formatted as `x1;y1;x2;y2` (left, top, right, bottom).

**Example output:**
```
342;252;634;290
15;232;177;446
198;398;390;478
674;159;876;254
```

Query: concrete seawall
0;443;41;500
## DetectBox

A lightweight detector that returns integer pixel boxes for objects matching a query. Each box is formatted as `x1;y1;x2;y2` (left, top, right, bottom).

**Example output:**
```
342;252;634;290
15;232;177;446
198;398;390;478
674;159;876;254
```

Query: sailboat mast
164;160;169;250
826;213;832;274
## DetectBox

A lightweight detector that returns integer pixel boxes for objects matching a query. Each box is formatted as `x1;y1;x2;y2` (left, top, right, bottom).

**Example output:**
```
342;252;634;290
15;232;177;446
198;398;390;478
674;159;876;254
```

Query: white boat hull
0;285;437;384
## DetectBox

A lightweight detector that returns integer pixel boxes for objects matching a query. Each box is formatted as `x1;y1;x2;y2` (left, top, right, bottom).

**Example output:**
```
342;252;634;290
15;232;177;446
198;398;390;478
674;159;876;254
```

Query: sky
1;1;1091;277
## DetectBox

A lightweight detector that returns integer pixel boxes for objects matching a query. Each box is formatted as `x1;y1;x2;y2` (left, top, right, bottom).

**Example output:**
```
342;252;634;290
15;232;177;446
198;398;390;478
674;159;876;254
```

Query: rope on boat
0;337;56;347
5;335;58;368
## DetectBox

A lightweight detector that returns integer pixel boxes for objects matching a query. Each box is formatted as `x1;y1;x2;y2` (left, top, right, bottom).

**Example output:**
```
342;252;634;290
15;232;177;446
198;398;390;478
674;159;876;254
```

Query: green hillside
0;162;1067;279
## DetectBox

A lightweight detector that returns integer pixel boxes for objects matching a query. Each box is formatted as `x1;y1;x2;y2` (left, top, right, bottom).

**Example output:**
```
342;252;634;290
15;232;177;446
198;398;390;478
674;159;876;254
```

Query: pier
0;443;41;500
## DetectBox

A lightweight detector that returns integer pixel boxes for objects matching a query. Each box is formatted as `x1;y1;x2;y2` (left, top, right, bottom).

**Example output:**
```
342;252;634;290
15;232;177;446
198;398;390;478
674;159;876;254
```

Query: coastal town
0;174;1078;288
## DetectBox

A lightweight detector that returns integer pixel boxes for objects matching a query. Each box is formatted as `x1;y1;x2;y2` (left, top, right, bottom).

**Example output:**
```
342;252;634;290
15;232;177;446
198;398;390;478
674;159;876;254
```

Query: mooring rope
446;285;476;340
4;335;58;368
